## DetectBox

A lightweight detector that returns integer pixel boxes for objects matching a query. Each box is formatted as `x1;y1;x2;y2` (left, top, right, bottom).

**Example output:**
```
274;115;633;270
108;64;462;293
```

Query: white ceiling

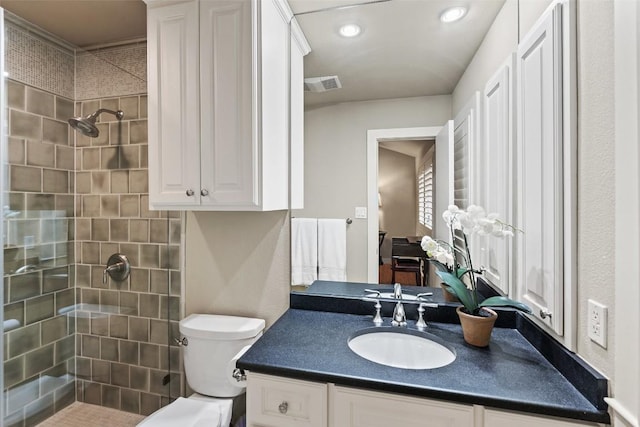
0;0;505;108
0;0;147;48
289;0;505;107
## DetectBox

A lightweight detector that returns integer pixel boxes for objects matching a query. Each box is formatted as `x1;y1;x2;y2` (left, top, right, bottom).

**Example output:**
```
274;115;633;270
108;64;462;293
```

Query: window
418;162;433;229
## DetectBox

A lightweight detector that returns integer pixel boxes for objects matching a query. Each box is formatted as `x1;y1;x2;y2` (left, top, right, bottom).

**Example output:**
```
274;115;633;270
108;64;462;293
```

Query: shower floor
35;402;145;427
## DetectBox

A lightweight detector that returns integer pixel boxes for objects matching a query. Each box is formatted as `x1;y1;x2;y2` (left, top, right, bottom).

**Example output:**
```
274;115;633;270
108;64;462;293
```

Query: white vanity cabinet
484;408;601;427
246;373;328;427
246;373;602;427
246;373;473;427
330;385;473;427
146;0;291;211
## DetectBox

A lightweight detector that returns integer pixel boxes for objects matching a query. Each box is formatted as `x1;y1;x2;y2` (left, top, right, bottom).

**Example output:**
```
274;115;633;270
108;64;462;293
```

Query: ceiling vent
304;76;342;93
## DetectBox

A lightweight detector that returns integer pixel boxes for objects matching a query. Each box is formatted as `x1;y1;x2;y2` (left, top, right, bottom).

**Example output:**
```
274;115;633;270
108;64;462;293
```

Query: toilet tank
179;314;265;398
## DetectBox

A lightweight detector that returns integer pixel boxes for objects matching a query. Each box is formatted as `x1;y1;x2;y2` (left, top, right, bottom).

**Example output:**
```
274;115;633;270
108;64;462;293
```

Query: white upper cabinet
480;54;515;296
515;0;576;341
290;17;311;210
147;0;293;210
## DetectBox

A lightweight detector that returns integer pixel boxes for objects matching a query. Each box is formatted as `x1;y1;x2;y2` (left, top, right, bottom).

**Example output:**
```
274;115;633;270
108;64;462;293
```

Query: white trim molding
614;0;640;424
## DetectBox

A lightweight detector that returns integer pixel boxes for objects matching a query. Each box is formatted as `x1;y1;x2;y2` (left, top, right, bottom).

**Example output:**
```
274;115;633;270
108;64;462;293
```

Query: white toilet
138;313;265;427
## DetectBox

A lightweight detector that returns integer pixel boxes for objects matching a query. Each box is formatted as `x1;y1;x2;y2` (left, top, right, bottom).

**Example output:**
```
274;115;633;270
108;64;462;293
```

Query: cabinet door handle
278;401;288;414
185;189;195;196
201;189;209;196
540;308;552;319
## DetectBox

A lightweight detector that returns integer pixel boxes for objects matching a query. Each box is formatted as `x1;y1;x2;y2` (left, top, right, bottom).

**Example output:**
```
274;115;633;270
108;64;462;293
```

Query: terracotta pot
440;283;460;303
456;306;498;347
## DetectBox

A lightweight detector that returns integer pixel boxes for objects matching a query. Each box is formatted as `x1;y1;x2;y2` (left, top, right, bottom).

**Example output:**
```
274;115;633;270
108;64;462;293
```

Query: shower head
68;108;124;138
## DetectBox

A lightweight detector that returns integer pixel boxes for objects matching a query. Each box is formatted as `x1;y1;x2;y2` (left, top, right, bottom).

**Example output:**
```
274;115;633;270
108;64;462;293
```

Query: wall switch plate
355;207;367;219
587;299;607;348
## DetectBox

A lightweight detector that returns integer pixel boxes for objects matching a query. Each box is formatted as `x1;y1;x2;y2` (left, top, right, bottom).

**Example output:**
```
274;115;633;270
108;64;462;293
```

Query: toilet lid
137;397;233;427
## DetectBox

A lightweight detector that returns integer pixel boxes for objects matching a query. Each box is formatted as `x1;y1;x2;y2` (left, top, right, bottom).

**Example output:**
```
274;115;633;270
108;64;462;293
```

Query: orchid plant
421;205;531;317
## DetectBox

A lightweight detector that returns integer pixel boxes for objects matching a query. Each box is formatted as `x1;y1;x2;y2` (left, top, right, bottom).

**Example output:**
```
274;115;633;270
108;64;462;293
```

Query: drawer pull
201;189;209;196
186;189;195;196
278;401;289;414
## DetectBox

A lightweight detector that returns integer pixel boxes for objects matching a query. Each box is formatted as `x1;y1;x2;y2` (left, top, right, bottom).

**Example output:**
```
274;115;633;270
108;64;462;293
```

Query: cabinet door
480;55;515;295
258;0;290;210
247;373;327;427
290;21;309;210
147;0;201;208
199;0;254;208
516;3;564;335
330;386;473;427
485;408;598;427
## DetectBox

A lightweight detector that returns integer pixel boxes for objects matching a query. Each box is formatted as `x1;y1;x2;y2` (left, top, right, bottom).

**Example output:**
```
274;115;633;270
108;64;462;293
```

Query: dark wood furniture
390;237;428;286
378;231;386;265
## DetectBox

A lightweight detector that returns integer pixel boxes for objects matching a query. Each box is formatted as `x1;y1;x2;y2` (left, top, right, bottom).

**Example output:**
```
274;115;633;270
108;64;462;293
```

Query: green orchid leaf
479;296;532;313
456;267;469;279
429;260;451;273
436;271;476;312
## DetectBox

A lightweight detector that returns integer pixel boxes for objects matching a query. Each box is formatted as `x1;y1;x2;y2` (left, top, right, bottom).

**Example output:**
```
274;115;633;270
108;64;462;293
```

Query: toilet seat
137;395;233;427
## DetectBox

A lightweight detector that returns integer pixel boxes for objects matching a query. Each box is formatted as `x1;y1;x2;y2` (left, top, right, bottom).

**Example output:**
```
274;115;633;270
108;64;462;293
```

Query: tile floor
35;402;145;427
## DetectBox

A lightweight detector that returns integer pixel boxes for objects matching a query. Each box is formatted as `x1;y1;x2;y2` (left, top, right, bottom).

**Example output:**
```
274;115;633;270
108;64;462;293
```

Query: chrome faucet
392;283;407;327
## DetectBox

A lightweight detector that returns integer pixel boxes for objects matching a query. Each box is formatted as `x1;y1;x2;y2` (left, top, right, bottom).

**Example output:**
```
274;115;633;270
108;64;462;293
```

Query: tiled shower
2;12;182;426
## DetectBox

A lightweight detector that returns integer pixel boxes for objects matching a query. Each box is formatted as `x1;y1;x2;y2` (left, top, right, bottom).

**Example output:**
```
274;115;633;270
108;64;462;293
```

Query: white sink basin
348;328;456;370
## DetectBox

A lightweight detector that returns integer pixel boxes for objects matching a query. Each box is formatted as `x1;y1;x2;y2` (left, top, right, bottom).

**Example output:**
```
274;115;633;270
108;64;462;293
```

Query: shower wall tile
10;110;42;140
5;21;75;99
75;43;147;101
5;30;183;421
74;92;183;414
8;79;26;110
9;138;26;165
26;88;55;118
26;141;55;168
55;97;74;122
43;118;69;145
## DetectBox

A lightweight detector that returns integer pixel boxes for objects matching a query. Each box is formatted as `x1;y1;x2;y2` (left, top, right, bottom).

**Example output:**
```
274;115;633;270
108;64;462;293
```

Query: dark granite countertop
238;309;609;424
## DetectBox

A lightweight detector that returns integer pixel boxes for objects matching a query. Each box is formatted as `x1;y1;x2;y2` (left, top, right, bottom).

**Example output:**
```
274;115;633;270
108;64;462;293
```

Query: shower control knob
185;189;195;197
200;189;209;197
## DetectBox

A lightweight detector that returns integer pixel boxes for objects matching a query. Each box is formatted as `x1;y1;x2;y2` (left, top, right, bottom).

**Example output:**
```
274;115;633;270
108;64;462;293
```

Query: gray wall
378;147;417;261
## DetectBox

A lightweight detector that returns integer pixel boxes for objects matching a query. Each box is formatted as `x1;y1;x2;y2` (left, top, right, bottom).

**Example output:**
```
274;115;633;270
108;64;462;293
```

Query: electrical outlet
587;299;607;348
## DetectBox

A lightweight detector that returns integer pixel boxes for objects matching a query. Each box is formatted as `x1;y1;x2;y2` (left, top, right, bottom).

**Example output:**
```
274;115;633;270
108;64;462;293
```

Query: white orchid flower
477;217;497;235
466;204;486;219
421;236;439;254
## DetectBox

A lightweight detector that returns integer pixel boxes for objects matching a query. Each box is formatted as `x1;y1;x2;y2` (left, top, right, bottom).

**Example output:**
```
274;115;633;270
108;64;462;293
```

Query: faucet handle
417;292;433;300
372;300;383;326
416;302;438;330
416;304;427;330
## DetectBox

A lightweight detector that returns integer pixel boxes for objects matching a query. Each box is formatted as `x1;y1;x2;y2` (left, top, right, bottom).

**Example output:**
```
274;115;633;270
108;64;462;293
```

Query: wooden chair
378;231;386;265
390;238;423;286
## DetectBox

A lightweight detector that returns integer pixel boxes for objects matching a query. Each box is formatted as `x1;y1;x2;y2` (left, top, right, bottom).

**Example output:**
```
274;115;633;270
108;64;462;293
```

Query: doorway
366;127;441;282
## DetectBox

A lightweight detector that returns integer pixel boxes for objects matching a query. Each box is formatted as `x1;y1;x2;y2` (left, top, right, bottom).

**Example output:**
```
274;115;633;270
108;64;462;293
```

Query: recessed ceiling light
339;24;361;38
440;6;467;23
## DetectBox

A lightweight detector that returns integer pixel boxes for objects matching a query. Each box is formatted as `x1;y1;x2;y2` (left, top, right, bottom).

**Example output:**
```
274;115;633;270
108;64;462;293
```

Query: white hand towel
291;218;318;286
318;219;347;281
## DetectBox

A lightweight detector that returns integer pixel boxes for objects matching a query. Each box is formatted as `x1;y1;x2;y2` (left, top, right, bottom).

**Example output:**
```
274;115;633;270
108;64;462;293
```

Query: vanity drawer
247;372;328;427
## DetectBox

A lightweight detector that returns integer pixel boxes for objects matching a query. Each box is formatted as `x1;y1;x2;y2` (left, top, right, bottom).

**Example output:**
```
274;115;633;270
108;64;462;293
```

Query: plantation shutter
417;161;433;229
